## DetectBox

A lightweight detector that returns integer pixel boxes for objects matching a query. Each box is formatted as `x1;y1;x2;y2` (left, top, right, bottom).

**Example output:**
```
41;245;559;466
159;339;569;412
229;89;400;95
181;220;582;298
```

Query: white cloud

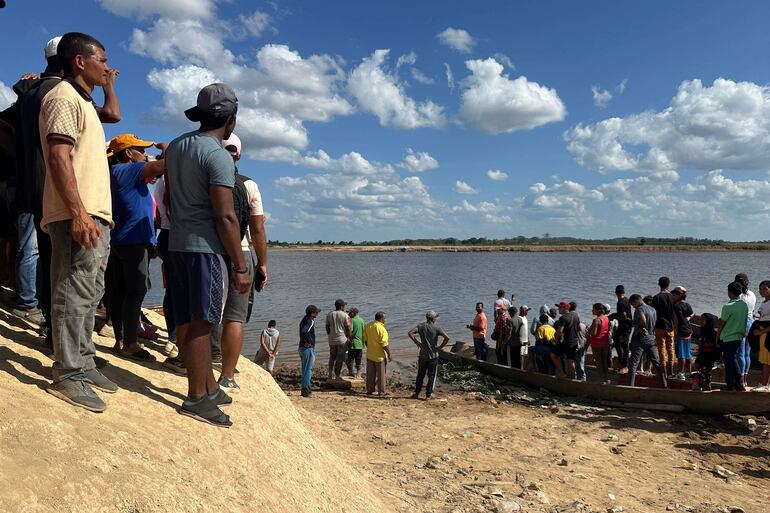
128;13;352;155
400;149;439;173
451;200;499;214
598;170;679;212
347;49;446;129
493;53;514;69
444;63;455;93
566;78;770;173
436;27;476;53
0;82;15;110
97;0;215;20
616;78;628;94
395;51;417;71
459;58;566;134
591;85;613;108
239;10;272;39
520;179;603;225
486;169;508;181
454;180;478;194
410;68;434;85
274;161;443;229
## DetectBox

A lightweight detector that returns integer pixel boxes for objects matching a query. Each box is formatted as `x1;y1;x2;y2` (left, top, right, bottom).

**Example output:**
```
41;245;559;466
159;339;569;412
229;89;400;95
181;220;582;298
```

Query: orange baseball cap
107;134;154;156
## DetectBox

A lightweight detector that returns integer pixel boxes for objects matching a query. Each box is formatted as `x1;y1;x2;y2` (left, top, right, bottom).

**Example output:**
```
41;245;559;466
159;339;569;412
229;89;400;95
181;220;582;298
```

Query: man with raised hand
165;83;250;427
40;32;120;412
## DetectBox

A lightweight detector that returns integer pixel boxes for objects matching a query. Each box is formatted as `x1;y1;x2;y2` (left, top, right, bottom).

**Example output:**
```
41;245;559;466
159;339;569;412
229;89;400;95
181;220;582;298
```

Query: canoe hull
439;343;770;416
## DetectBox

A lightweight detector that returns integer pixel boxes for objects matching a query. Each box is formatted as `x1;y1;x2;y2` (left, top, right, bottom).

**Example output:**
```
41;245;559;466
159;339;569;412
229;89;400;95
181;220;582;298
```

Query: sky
2;0;770;242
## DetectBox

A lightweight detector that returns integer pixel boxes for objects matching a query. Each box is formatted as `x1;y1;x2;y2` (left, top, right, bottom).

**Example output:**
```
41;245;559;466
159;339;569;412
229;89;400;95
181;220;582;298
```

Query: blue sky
3;1;770;241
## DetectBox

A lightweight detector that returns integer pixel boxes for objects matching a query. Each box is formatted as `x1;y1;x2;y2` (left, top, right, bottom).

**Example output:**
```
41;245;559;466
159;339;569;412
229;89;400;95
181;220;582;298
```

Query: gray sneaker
47;379;106;412
179;396;232;428
12;306;44;325
217;375;240;393
84;368;119;394
209;388;232;408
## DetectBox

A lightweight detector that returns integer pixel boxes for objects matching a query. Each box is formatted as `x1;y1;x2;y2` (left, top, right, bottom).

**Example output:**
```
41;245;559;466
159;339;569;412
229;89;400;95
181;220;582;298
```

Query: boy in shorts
255;320;281;375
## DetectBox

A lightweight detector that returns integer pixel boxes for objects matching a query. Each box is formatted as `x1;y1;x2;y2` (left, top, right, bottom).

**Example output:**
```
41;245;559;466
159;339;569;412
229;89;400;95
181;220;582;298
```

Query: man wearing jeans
299;305;319;397
40;33;121;411
467;302;487;361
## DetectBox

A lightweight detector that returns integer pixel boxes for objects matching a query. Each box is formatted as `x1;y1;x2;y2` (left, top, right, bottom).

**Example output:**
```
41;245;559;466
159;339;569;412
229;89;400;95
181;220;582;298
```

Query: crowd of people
466;276;770;392
0;32;267;428
1;32;768;432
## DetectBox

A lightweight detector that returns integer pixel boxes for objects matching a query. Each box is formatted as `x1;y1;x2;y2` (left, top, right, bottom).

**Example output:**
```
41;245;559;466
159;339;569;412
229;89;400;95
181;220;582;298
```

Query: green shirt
349;316;365;349
720;298;749;342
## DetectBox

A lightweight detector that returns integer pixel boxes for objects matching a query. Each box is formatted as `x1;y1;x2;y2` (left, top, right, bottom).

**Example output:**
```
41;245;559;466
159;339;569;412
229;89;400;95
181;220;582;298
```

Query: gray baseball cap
185;83;238;122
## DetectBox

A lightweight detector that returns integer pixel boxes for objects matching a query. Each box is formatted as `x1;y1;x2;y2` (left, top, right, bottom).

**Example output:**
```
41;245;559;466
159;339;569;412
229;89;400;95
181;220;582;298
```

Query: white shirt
758;299;770;321
741;290;757;319
153;177;171;230
240;178;264;250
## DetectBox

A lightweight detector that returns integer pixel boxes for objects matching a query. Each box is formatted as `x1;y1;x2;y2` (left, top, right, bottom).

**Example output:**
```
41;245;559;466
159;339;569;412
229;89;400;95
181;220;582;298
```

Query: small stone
533;490;550;504
490;490;504;497
578;455;592;462
557;458;569;466
610;447;624;455
608;492;616;501
527;481;542;491
495;500;522;512
607;507;624;513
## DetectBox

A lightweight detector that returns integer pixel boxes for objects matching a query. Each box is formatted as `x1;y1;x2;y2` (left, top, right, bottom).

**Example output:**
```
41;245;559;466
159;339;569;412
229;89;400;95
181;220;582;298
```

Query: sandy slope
0;308;390;513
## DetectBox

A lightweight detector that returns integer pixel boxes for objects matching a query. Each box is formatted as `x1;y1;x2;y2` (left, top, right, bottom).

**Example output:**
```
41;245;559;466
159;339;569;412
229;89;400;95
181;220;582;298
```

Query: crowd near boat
1;32;768;428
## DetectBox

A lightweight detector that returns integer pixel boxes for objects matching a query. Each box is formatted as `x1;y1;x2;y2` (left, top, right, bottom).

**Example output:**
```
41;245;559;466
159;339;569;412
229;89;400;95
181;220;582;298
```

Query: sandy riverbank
1;302;767;513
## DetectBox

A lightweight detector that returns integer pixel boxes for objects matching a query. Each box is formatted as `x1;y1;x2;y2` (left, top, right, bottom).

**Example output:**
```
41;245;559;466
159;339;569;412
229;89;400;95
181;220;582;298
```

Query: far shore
269;244;770;253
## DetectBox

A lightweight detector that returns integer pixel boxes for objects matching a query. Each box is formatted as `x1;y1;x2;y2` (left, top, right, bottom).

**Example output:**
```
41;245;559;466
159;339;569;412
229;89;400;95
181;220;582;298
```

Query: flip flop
119;347;155;362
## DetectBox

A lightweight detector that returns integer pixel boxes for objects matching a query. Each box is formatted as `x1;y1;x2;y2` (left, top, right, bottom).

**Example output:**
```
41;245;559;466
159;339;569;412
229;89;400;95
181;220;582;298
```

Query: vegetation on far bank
268;236;769;252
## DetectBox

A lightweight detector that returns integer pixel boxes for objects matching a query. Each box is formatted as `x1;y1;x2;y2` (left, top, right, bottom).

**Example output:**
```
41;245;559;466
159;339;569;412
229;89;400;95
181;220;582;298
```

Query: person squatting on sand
409;310;449;400
255;320;281;375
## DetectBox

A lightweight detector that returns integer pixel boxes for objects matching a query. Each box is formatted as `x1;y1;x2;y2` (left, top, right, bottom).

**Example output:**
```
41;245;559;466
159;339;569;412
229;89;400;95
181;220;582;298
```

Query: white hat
44;36;62;59
221;133;241;157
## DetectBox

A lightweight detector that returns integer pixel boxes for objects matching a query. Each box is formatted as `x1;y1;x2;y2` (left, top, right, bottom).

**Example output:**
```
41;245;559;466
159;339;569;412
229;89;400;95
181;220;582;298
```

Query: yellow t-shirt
537;324;556;344
39;80;112;231
364;320;389;362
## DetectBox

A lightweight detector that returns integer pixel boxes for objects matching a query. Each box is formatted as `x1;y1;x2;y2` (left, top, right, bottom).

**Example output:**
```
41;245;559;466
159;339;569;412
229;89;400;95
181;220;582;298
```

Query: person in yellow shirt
364;311;392;396
533;314;557;374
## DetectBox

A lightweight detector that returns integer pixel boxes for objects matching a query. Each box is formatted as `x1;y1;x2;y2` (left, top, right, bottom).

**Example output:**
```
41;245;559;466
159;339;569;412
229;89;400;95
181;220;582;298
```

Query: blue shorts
675;338;692;360
168;251;229;326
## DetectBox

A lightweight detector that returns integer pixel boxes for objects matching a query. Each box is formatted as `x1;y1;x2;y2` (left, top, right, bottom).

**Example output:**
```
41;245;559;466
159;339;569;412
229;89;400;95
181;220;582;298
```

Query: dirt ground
276;365;770;513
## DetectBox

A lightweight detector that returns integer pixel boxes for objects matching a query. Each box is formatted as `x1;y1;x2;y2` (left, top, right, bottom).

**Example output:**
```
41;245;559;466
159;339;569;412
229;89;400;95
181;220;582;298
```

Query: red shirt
589;315;610;349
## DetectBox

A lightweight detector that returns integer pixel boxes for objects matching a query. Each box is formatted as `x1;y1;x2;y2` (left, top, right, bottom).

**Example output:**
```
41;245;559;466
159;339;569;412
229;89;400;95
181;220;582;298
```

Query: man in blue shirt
106;134;166;362
299;305;320;398
165;83;250;427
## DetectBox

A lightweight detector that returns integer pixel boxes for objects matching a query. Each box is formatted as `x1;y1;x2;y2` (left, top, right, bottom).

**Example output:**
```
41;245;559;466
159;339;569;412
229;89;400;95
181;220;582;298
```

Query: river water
144;250;768;364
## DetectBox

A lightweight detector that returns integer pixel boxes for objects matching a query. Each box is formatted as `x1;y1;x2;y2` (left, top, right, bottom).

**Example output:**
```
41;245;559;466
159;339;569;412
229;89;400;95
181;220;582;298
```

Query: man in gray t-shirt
164;83;251;428
325;298;351;380
627;294;667;389
408;310;450;399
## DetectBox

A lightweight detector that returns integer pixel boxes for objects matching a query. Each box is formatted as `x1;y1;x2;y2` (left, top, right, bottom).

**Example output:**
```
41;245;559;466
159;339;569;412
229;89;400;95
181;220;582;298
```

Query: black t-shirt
651;291;675;331
616;297;633;327
556;311;581;347
673;301;694;339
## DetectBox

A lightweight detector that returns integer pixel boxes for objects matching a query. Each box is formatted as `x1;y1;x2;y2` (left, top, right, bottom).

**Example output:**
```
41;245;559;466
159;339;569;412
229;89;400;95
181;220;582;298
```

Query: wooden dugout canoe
438;342;770;416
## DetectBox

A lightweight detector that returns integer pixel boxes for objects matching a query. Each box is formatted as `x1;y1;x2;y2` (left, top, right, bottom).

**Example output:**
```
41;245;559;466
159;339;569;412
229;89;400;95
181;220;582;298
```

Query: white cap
221;133;241;157
44;36;62;59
